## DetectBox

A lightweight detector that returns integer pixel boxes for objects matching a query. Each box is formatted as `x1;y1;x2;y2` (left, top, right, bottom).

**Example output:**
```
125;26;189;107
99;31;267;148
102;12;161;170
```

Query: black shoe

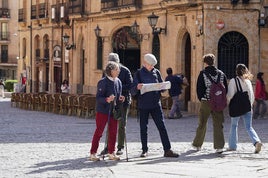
116;149;123;155
164;150;179;158
100;147;108;155
177;113;183;119
140;151;147;157
168;116;175;119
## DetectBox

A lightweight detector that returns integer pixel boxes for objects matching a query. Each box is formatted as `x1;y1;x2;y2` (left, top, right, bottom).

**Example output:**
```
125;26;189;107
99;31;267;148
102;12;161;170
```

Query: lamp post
147;12;167;35
62;33;76;50
130;20;150;43
94;25;101;38
131;20;139;35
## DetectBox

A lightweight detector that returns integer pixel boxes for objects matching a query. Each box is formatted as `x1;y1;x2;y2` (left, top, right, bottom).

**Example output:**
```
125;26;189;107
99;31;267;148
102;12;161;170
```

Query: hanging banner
65;49;69;63
53;45;61;62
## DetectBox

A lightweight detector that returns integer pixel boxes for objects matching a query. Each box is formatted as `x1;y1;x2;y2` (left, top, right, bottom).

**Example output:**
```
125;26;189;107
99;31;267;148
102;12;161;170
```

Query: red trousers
90;112;118;154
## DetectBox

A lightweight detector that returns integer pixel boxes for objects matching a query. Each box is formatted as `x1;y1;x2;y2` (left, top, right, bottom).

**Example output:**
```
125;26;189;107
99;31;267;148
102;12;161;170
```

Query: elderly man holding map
131;53;179;158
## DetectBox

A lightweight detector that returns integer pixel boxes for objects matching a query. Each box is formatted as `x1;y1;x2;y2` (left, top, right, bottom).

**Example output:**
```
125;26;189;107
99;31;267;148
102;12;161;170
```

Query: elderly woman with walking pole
89;61;125;161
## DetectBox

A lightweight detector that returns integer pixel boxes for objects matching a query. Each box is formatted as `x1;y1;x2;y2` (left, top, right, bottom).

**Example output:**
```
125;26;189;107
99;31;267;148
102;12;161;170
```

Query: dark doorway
218;31;249;79
35;67;39;93
116;49;140;75
46;63;49;91
184;34;191;111
112;26;141;75
54;66;62;93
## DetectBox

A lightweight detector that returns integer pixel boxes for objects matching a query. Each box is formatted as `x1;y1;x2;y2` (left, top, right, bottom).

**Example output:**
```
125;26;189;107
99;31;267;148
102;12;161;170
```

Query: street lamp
130;20;150;43
62;33;76;50
147;12;167;35
94;25;101;38
94;25;110;42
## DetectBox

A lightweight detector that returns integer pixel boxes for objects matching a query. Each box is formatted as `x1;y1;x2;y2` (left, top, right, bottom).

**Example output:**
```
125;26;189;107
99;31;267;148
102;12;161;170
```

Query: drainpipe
258;9;261;72
30;0;32;93
201;4;204;58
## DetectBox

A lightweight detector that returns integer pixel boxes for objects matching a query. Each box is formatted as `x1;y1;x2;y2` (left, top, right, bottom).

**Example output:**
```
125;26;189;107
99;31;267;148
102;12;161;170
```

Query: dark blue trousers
139;105;171;152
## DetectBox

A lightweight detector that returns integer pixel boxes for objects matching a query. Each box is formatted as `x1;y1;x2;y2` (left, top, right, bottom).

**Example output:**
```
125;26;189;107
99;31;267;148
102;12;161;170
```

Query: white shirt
227;77;255;106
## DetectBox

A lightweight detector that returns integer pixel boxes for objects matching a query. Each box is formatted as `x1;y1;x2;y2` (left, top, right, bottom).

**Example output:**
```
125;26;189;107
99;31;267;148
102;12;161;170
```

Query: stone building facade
0;0;19;80
17;0;268;114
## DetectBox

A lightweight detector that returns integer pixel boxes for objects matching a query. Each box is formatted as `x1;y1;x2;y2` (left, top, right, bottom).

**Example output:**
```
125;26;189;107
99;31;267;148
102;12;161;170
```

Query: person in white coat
227;64;262;153
0;79;5;98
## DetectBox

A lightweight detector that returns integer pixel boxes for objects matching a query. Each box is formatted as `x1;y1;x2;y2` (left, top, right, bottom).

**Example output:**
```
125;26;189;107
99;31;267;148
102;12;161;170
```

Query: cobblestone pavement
0;98;267;178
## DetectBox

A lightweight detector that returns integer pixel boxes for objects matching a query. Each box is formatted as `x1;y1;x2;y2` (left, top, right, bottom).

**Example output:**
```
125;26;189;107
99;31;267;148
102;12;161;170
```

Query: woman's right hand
106;95;115;103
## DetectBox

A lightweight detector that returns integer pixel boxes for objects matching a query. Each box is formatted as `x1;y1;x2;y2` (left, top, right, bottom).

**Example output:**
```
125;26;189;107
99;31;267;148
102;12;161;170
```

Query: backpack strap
204;71;219;84
234;77;243;92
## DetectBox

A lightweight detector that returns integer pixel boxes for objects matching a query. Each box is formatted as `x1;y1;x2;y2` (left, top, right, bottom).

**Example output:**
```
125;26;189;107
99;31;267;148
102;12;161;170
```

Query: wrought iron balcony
0;31;10;41
39;3;48;18
18;9;25;22
0;8;10;18
101;0;142;11
68;0;85;15
31;5;37;19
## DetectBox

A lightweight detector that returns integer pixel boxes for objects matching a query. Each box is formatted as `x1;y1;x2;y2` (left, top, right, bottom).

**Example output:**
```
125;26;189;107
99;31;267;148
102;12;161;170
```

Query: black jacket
196;66;228;101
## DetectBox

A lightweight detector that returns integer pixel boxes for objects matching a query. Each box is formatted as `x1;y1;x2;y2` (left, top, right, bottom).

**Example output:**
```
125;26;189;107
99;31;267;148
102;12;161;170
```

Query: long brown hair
236;63;253;80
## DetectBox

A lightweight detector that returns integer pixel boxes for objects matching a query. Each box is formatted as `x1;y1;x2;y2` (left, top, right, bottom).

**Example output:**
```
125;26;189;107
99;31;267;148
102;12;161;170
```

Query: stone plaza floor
0;98;267;178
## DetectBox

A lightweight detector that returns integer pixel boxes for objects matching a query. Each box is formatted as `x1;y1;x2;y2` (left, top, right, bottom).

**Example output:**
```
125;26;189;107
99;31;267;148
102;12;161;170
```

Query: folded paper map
140;81;171;95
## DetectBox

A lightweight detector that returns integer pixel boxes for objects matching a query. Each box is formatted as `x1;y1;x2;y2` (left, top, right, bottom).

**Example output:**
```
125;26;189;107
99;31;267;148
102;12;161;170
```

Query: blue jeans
139;105;171;152
228;110;261;150
169;96;181;117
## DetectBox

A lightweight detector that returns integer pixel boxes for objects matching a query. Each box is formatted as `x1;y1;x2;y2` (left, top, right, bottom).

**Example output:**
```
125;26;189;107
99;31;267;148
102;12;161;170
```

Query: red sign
216;20;224;30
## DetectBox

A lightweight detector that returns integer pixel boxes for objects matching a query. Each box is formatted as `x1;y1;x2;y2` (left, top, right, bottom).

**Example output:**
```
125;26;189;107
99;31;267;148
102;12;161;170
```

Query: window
1;22;8;40
152;34;160;69
2;0;8;8
218;31;249;79
1;45;8;63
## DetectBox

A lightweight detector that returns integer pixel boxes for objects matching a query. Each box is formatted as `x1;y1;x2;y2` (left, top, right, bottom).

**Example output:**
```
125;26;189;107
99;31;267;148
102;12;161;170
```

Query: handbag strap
234;77;243;92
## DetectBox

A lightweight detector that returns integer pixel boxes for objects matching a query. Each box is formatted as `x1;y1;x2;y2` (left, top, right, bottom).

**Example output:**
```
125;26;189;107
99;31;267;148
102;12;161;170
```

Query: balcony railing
18;9;25;22
31;5;37;19
39;3;48;18
0;32;9;41
101;0;142;11
51;3;67;23
1;52;8;63
68;0;85;15
0;8;10;18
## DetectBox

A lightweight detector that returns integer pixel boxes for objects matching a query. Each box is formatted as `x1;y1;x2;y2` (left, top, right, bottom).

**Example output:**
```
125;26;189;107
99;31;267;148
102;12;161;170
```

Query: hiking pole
103;99;113;160
124;114;129;161
125;129;128;161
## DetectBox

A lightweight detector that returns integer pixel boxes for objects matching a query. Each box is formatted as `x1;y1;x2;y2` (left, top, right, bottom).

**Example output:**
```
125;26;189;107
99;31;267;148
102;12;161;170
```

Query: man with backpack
192;53;228;154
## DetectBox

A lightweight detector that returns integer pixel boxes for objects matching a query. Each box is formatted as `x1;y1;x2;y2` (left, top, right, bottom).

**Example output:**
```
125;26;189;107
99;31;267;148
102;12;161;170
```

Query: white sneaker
255;142;262;153
192;144;201;151
108;153;120;161
89;153;100;161
216;149;223;154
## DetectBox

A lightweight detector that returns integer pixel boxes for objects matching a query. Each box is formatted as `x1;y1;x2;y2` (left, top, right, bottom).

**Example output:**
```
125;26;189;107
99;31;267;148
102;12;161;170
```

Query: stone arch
176;28;192;111
111;26;140;74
